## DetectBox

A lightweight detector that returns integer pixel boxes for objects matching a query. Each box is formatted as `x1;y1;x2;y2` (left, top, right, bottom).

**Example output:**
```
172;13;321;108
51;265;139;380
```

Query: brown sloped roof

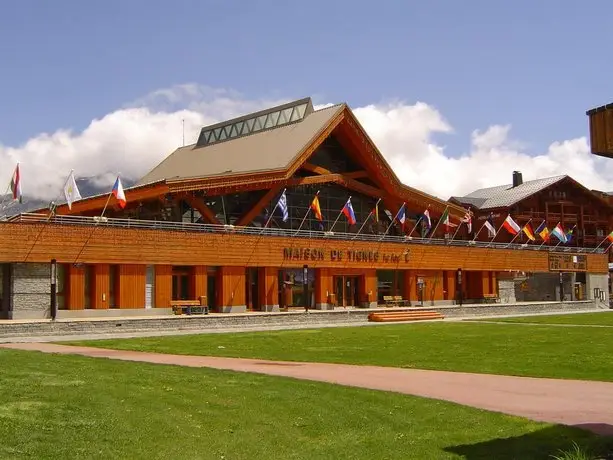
138;104;345;184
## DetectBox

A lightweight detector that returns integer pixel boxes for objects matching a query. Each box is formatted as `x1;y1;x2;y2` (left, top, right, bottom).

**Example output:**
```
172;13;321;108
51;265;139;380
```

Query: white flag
63;171;82;210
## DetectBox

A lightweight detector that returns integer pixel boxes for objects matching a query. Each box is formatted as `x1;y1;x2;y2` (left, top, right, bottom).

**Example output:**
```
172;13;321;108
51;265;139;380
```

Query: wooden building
450;171;613;249
0;98;608;319
587;102;613;158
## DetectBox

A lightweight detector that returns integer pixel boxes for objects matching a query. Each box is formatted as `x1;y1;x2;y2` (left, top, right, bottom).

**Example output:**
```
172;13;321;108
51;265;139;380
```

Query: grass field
1;348;611;459
473;311;613;326
72;320;613;381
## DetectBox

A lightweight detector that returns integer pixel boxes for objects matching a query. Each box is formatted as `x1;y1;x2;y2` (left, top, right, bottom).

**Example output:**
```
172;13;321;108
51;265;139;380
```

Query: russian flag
342;197;357;225
112;176;127;209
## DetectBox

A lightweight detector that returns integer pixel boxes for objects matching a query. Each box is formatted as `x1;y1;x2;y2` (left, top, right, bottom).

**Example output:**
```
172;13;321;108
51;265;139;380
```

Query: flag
607;231;613;243
440;208;456;231
112;176;127;209
342;198;356;225
63;171;82;210
460;210;472;233
484;213;496;237
277;190;288;222
10;164;22;203
502;215;521;235
566;227;575;243
310;194;323;221
395;203;406;228
423;209;432;229
534;221;546;236
372;201;379;222
540;227;550;242
551;223;567;243
522;222;536;241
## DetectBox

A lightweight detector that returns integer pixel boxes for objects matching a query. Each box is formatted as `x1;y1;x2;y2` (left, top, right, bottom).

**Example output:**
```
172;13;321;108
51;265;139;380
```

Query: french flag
342;197;357;225
112;176;127;209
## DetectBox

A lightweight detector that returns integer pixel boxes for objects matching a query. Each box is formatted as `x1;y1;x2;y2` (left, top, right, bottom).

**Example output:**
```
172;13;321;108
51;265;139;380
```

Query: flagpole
262;188;286;231
592;235;609;253
380;202;404;240
450;221;463;242
486;219;506;247
295;190;319;234
505;219;532;248
471;221;486;242
428;205;448;240
329;196;351;233
0;163;18;214
407;215;422;238
353;198;380;240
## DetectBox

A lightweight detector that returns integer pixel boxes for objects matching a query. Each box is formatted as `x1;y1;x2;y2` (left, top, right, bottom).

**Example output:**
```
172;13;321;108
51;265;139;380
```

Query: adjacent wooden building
0;98;608;319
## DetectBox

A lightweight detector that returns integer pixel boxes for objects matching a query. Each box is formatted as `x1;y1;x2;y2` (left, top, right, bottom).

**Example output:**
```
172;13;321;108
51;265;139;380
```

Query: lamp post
559;271;564;302
303;264;309;311
457;268;463;306
50;259;57;321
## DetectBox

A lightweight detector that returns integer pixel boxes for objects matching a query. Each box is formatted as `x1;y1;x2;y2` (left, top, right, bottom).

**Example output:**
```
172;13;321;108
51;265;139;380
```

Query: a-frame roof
450;175;613;211
44;97;467;218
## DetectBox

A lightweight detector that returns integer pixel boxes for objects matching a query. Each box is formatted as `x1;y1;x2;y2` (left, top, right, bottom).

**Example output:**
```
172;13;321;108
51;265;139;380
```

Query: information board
548;253;587;272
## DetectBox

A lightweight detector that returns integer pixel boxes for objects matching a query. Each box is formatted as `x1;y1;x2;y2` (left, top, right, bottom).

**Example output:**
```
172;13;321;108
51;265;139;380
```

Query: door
334;276;359;307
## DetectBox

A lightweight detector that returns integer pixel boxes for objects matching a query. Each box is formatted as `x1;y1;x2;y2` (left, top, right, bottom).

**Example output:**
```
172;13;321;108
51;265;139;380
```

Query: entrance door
334;276;359;307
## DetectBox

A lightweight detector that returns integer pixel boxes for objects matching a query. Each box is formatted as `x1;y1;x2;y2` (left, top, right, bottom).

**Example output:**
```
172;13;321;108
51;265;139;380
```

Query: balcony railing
2;212;605;254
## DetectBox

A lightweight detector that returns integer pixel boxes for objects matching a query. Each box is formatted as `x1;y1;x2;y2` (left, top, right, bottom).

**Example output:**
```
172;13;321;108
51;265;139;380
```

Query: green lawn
473;311;613;326
72;321;613;381
0;348;611;459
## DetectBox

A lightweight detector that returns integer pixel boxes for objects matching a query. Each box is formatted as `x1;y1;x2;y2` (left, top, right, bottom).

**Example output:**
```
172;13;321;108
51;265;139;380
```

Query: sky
1;0;613;201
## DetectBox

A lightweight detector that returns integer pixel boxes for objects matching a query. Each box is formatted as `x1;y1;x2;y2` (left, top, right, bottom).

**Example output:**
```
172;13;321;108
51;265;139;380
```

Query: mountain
0;177;136;218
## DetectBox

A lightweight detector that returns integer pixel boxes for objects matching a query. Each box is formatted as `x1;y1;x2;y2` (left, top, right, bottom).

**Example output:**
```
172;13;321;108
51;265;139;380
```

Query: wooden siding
116;264;146;308
154;265;172;308
217;266;246;308
65;264;85;310
258;267;279;308
588;107;613;158
91;264;110;309
1;222;606;273
190;265;207;302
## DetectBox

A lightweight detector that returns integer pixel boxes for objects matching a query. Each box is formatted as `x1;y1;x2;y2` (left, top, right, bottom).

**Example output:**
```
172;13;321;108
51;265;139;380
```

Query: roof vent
512;171;523;188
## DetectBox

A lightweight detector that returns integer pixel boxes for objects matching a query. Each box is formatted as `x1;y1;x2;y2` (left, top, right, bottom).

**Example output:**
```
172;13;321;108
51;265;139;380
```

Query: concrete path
3;342;613;436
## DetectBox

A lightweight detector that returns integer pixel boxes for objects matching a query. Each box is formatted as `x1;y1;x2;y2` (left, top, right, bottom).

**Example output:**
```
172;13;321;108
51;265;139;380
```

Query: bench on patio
171;298;208;315
482;294;500;304
383;296;409;307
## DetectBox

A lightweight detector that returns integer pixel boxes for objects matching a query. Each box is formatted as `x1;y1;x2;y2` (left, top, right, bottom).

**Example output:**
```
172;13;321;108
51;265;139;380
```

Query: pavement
3;342;613;436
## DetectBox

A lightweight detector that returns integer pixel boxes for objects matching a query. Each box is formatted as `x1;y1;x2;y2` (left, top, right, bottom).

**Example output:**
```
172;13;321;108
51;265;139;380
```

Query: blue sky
2;0;613;199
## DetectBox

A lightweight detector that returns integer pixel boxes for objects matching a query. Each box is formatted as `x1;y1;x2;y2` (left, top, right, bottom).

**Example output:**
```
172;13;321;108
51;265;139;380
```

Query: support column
314;268;333;310
217;266;246;313
190;265;207;306
402;270;416;305
258;267;279;312
116;264;146;308
359;269;377;308
66;264;85;310
90;264;110;309
155;265;172;308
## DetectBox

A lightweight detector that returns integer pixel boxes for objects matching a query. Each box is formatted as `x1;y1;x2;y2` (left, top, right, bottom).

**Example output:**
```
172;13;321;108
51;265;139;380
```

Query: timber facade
0;98;609;319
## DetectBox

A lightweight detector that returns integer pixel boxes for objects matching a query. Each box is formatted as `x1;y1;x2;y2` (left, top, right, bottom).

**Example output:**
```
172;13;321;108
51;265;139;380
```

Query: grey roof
138;103;345;185
456;175;567;209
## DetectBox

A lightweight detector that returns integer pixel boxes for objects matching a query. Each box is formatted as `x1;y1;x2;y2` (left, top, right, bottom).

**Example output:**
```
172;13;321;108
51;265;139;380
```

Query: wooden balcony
587;103;613;158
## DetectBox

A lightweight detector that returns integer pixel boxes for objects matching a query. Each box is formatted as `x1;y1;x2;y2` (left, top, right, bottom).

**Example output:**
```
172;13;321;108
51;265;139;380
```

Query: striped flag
10;163;22;203
277;190;288;222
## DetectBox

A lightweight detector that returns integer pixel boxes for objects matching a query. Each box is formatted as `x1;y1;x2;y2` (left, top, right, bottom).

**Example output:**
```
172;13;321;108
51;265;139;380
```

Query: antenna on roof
182;118;185;147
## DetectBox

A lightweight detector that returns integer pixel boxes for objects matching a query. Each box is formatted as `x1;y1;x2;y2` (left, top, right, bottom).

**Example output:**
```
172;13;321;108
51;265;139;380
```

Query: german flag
310;194;323;221
522;222;536;241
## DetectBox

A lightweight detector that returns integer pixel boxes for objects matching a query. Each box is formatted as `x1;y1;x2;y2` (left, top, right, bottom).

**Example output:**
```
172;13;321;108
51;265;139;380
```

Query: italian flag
440;208;456;231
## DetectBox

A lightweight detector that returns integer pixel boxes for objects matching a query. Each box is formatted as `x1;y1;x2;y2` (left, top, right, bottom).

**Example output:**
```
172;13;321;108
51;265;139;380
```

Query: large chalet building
0;98;608;319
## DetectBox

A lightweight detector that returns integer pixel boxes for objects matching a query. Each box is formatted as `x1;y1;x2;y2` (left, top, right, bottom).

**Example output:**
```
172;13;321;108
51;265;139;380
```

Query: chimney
512;171;523;188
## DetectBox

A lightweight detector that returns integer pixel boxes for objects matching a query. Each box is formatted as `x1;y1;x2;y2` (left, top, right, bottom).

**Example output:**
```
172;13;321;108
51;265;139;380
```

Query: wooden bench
171;299;208;315
482;294;500;304
383;296;409;307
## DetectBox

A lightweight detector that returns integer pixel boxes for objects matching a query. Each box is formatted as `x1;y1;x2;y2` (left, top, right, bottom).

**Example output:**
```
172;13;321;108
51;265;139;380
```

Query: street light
303;264;309;311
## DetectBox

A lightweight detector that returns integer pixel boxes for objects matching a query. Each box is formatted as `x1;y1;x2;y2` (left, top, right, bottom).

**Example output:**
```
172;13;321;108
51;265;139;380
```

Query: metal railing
3;212;605;254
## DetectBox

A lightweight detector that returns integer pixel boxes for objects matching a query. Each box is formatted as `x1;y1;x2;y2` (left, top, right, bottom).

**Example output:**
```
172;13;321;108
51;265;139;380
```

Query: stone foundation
10;264;50;320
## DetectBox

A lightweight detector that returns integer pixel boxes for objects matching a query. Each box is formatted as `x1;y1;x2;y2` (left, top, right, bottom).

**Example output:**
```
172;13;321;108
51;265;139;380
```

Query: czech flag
310;194;323;221
342;197;357;225
112;176;127;209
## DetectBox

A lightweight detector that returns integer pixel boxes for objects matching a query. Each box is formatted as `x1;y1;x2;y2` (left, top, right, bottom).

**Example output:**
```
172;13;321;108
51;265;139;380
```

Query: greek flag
277;190;289;222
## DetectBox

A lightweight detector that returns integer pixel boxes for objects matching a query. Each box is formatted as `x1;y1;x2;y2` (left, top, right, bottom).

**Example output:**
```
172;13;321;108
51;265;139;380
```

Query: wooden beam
302;163;332;176
236;186;282;226
183;194;220;224
344;170;368;179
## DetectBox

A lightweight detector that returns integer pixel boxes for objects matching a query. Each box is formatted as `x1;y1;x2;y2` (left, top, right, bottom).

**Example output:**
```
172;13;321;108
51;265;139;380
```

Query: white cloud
1;83;611;203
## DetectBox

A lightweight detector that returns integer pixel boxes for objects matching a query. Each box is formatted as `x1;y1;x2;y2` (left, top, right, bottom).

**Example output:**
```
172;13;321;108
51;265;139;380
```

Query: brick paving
3;342;613;436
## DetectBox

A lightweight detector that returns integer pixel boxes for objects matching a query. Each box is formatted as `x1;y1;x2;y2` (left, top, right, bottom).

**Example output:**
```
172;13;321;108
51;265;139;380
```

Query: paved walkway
3;342;613;436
